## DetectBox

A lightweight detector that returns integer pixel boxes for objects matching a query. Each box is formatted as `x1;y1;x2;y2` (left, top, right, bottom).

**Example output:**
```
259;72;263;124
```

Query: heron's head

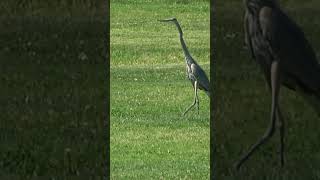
159;17;183;35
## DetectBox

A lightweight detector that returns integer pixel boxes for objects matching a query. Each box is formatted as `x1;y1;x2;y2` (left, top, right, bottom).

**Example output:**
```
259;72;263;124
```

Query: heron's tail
205;90;211;97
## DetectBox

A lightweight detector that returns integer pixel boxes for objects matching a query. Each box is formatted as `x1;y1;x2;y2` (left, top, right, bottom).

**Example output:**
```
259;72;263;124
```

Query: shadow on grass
0;16;107;178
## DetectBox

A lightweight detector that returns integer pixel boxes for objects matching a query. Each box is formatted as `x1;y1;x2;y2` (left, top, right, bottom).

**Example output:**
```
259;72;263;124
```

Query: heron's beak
158;18;175;22
159;19;171;22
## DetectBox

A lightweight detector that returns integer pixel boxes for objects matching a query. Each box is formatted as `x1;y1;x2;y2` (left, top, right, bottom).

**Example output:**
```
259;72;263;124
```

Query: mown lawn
111;0;210;179
214;0;320;179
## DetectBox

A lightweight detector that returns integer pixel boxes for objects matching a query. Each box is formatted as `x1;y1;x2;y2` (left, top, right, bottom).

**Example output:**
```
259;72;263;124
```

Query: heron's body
245;0;320;93
186;58;211;97
236;0;320;169
160;18;210;115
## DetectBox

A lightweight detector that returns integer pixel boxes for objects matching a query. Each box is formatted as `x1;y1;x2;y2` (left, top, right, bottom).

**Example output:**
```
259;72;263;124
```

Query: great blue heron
159;18;210;116
236;0;320;170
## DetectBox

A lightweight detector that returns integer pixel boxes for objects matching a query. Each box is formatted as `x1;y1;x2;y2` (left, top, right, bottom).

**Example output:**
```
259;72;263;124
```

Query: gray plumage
236;0;320;170
159;18;210;115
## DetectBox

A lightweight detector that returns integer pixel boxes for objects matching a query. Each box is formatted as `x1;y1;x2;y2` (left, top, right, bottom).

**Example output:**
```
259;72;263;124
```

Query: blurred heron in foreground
236;0;320;170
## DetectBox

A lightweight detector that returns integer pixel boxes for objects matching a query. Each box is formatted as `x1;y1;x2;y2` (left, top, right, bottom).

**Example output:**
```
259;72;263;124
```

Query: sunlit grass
111;0;210;179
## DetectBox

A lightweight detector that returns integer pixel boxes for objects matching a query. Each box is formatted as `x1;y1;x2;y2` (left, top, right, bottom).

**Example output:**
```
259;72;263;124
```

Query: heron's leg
183;81;198;116
276;107;284;167
263;63;284;166
235;61;280;170
196;85;200;115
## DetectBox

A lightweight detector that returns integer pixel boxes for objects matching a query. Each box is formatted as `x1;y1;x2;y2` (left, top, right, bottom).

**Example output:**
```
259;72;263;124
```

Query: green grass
215;0;320;179
0;11;107;180
111;0;210;179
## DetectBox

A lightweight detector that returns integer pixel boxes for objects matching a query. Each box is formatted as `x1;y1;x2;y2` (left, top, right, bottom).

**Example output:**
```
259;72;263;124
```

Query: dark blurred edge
106;0;110;179
210;0;216;179
0;0;109;179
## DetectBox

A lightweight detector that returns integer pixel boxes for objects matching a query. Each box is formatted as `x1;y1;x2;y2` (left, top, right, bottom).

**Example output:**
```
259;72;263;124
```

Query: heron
159;18;210;116
236;0;320;170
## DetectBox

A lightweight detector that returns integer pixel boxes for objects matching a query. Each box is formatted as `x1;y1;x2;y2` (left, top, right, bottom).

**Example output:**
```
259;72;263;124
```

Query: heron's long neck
174;22;192;59
179;34;190;57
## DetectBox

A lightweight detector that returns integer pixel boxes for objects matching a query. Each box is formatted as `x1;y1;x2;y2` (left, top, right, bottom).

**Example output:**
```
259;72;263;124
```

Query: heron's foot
182;111;187;116
234;161;242;171
182;102;196;116
182;108;192;116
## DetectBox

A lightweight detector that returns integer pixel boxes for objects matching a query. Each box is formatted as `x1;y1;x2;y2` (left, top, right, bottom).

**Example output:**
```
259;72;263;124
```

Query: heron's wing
259;7;320;92
191;63;210;91
244;11;255;59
